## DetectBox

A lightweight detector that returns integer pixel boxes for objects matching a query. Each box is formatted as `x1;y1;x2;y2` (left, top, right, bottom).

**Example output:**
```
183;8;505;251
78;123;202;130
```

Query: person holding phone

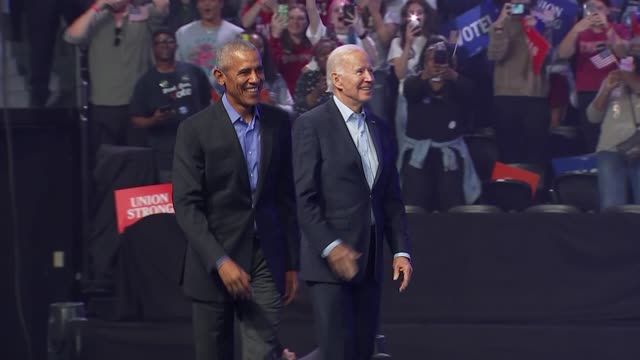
269;4;314;94
488;0;552;167
557;0;630;152
399;37;480;211
129;29;212;182
387;0;437;157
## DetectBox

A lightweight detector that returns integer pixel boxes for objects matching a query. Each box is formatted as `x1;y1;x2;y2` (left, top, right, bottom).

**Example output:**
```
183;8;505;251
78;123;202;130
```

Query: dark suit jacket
292;98;410;283
173;101;299;301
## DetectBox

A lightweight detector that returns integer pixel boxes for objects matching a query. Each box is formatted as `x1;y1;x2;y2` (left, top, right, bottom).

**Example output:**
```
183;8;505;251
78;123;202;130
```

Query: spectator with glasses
129;29;212;182
64;0;169;155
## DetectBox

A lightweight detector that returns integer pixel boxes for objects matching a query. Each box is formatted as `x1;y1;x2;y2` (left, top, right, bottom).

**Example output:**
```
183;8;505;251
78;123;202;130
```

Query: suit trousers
307;230;381;360
191;247;283;360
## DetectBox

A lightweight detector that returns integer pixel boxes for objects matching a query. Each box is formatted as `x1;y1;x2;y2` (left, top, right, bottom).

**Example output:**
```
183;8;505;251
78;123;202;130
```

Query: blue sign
443;0;500;59
552;153;598;176
532;0;580;45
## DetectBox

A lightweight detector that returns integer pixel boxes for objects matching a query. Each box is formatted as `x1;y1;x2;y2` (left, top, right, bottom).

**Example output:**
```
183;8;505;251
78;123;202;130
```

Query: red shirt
575;24;630;92
269;35;313;94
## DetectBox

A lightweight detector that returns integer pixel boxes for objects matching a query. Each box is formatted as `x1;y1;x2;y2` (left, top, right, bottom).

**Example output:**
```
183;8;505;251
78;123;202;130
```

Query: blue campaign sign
552;153;598;176
532;0;580;45
443;0;500;59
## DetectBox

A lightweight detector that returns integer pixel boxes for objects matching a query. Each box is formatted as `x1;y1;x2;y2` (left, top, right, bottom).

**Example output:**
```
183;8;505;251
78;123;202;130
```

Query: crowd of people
56;0;640;212
16;0;639;359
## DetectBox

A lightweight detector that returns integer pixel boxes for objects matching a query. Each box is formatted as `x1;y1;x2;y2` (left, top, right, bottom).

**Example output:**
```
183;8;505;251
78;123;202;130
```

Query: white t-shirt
387;35;427;95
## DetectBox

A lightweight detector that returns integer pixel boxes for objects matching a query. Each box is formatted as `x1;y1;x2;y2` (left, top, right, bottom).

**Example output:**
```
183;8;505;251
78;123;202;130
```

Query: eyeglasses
114;27;122;47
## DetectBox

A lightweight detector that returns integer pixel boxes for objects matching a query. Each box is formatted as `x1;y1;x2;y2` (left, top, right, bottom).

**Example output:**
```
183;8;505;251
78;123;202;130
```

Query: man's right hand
217;258;251;299
327;243;361;281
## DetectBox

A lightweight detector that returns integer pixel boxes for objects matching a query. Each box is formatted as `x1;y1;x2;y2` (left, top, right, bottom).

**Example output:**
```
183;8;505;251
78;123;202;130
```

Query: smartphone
342;3;356;21
434;49;449;65
158;104;172;113
510;3;528;16
583;2;597;17
278;4;289;22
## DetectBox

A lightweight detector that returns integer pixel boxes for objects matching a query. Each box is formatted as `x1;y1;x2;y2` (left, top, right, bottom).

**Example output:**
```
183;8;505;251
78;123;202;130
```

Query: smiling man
129;29;212;182
292;44;413;360
172;39;300;360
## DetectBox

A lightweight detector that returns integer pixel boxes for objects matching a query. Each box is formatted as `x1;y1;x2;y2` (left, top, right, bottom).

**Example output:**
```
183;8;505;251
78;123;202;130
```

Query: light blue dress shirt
322;96;410;261
216;94;261;268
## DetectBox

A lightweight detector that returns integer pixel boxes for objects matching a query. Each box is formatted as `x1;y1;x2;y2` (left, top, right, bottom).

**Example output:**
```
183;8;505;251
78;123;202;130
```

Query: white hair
326;44;366;93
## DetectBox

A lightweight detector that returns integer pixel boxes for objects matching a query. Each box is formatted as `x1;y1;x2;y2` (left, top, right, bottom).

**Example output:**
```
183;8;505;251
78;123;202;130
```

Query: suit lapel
254;105;272;203
365;110;383;187
213;101;252;195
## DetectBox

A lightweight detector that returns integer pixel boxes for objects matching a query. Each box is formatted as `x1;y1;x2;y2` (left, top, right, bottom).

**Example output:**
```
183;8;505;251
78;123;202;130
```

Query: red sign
491;162;540;196
523;21;550;75
114;184;174;234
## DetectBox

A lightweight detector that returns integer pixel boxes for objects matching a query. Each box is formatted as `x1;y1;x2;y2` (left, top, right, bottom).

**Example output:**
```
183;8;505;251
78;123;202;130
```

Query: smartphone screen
278;4;289;22
510;3;526;16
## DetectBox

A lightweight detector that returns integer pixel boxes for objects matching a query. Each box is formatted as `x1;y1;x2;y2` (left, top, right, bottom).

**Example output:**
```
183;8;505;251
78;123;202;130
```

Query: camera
510;3;529;16
434;49;449;65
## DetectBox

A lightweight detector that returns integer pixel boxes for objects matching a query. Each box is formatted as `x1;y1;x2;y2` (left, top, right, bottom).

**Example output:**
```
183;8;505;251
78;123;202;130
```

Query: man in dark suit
292;44;414;360
172;39;299;360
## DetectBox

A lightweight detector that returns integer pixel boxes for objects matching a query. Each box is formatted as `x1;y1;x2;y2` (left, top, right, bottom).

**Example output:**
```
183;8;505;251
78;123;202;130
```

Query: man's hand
393;256;412;292
152;107;173;124
327;243;361;281
217;258;251;299
283;271;298;305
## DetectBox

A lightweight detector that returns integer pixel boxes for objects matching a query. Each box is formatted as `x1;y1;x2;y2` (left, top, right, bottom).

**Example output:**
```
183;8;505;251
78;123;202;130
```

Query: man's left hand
283;271;298;305
393;257;412;292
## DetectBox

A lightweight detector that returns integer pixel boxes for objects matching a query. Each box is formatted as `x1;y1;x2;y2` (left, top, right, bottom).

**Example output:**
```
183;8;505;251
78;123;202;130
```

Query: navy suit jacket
292;98;410;283
173;101;300;301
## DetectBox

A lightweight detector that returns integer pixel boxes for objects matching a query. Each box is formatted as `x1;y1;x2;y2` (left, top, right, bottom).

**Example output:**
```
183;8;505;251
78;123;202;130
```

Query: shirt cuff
321;239;342;258
215;255;229;269
393;252;411;260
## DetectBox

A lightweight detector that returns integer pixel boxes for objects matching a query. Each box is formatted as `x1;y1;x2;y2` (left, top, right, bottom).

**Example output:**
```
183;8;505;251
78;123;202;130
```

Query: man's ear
213;68;225;87
331;72;341;92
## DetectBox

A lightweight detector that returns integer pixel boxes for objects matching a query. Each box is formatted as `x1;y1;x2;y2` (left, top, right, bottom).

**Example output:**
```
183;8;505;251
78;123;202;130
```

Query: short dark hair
152;28;175;42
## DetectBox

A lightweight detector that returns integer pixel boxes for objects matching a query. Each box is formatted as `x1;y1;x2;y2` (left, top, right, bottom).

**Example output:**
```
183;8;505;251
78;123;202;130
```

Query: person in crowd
557;0;629;152
305;0;379;62
243;30;295;114
269;4;314;94
388;0;436;157
129;29;212;182
488;0;551;166
587;67;640;209
172;39;300;360
399;37;481;212
64;0;169;154
293;37;338;114
241;0;331;34
175;0;244;96
168;0;198;32
352;0;404;120
292;44;412;360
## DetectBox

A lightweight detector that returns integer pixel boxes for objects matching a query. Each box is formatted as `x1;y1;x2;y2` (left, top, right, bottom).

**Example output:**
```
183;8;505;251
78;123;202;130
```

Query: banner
524;22;551;74
552;153;598;176
114;184;175;234
443;0;500;59
531;0;580;45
